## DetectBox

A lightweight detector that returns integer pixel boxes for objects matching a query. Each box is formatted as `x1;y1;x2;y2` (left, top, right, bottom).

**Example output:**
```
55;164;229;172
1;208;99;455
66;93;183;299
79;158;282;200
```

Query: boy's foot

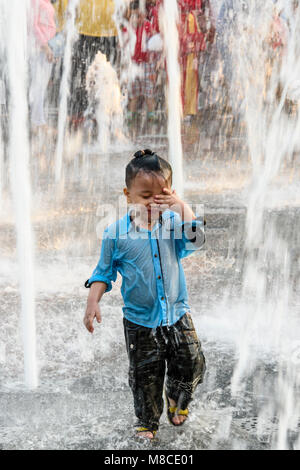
136;427;157;440
165;391;189;427
136;431;155;439
168;397;188;425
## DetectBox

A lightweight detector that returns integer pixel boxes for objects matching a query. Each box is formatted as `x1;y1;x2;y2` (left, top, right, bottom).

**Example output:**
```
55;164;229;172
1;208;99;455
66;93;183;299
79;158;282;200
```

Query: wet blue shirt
85;210;205;328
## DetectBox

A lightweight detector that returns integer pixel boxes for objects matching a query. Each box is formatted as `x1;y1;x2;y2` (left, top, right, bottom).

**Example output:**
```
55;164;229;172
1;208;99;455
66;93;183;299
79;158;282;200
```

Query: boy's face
124;172;172;222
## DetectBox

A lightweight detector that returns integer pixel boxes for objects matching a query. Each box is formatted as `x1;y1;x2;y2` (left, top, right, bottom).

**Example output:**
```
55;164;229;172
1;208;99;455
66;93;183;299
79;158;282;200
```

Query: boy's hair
126;149;173;188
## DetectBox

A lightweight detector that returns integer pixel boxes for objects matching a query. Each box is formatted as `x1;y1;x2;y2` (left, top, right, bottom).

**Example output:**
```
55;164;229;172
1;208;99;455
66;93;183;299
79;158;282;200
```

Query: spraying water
55;0;80;183
227;1;300;449
5;0;38;388
85;51;125;153
0;0;6;208
160;0;184;198
0;107;4;208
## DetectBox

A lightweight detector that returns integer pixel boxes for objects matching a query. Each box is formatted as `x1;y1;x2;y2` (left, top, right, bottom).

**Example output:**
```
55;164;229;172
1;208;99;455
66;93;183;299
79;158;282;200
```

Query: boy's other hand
84;303;102;334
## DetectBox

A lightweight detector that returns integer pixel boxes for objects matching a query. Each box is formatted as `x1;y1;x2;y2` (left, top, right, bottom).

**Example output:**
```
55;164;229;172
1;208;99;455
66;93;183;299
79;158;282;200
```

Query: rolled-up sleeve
173;214;205;259
85;229;118;292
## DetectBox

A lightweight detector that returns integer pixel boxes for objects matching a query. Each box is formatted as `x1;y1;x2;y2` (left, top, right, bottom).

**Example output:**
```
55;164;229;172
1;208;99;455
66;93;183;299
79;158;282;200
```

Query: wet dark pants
123;313;206;432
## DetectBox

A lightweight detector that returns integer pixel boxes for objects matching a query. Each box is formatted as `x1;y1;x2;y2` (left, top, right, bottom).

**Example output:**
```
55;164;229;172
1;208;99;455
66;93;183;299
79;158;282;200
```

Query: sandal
136;427;157;439
165;390;189;427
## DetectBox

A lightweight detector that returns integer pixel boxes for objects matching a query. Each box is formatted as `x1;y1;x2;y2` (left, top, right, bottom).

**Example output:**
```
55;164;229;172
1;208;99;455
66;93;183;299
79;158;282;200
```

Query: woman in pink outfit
29;0;57;130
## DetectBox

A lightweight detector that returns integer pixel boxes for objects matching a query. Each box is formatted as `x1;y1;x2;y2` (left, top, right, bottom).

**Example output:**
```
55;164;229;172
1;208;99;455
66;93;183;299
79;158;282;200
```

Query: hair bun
143;149;155;156
133;149;155;159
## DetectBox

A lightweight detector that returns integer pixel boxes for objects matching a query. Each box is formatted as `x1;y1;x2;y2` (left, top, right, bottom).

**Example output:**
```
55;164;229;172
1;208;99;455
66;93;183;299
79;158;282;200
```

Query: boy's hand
154;188;186;215
154;188;196;221
84;302;102;334
154;187;180;207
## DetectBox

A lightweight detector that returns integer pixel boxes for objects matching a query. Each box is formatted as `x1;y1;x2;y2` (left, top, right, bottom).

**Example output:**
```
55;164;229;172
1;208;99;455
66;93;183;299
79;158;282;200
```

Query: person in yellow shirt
55;0;118;128
76;0;117;37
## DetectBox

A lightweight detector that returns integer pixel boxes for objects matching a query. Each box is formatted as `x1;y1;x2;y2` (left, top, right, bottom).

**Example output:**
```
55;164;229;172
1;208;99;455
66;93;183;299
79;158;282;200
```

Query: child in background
83;149;206;440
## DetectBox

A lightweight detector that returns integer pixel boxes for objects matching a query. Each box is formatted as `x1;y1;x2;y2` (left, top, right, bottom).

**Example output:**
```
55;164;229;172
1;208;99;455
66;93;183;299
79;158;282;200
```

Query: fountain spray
229;1;300;449
0;1;5;208
6;0;38;388
0;109;4;208
161;0;184;198
55;0;80;183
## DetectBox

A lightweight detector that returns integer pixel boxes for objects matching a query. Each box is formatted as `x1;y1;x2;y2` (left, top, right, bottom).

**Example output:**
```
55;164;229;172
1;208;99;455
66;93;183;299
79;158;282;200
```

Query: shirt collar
118;209;174;236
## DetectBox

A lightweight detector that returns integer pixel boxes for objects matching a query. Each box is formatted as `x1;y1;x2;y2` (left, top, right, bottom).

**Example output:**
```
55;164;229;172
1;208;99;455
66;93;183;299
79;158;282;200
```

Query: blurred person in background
56;0;117;129
216;0;250;113
122;0;157;124
146;0;161;32
264;1;288;106
53;0;68;32
195;0;216;115
179;0;206;120
29;0;57;135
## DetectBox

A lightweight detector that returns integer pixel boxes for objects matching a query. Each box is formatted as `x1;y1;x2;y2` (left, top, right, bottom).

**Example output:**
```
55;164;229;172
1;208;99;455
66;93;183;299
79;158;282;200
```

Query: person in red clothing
124;0;157;123
146;0;161;33
269;7;287;52
264;4;288;105
179;0;206;118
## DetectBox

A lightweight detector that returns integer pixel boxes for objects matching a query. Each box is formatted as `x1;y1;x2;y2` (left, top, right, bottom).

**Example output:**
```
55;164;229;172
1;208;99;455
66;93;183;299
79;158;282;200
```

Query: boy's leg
165;313;206;422
123;318;166;435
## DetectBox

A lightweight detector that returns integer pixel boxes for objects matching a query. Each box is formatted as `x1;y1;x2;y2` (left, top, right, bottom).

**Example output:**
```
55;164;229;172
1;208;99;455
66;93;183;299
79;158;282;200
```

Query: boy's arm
84;282;107;334
84;228;118;333
174;212;205;259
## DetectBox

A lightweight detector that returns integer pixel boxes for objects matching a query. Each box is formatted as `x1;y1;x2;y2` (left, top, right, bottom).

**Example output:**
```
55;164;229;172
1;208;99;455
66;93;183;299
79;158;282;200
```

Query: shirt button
158;276;161;280
161;297;165;301
154;254;158;258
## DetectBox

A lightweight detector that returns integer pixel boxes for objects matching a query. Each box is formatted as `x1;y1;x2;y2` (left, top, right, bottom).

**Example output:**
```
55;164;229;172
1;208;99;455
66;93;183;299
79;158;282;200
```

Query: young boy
83;149;206;440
